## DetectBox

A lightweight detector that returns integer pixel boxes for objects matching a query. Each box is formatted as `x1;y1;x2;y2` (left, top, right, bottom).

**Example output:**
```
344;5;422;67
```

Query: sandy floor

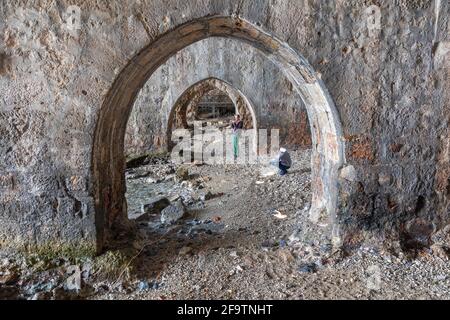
1;148;449;300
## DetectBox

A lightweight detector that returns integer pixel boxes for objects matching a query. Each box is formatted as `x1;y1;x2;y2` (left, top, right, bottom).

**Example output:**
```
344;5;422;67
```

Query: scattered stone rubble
1;149;449;300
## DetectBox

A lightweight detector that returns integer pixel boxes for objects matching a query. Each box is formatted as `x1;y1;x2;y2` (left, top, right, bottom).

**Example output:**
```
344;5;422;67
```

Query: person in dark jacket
230;114;243;160
271;148;292;176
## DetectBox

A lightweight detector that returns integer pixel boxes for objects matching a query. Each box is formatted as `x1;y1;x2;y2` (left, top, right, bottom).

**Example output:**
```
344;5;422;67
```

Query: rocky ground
1;148;449;300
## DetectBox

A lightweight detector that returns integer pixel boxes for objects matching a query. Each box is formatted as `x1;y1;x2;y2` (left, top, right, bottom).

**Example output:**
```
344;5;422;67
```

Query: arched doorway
166;77;258;152
92;16;344;252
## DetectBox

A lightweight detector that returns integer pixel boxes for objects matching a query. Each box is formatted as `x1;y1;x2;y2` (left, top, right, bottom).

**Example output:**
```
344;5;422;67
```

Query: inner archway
92;16;344;252
166;77;258;152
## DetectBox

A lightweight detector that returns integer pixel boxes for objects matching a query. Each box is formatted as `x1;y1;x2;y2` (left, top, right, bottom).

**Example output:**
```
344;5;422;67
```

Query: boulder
137;197;171;222
161;200;186;224
65;265;81;292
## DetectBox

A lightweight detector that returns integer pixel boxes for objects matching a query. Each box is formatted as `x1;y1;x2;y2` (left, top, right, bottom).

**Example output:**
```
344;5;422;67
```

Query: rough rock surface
0;0;448;253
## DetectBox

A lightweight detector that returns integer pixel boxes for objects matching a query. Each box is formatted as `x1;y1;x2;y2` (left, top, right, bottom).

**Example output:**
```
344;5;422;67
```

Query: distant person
230;114;243;160
271;148;292;176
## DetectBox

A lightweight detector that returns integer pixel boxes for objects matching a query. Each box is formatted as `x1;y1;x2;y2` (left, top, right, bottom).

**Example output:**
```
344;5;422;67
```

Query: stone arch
166;77;258;151
92;16;344;252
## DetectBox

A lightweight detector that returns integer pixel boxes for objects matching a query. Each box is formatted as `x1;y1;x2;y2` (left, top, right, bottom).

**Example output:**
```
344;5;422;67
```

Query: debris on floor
1;148;449;300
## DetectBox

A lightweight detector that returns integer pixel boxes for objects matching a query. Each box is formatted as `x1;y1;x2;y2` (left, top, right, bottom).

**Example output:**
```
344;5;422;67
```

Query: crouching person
270;148;292;176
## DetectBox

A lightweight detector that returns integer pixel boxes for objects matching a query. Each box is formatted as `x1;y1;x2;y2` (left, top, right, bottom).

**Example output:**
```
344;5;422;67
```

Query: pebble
65;265;81;292
179;246;193;256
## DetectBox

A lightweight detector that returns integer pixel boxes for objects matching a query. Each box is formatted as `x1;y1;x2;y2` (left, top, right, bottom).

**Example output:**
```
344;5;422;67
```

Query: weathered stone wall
124;37;310;156
0;0;448;252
